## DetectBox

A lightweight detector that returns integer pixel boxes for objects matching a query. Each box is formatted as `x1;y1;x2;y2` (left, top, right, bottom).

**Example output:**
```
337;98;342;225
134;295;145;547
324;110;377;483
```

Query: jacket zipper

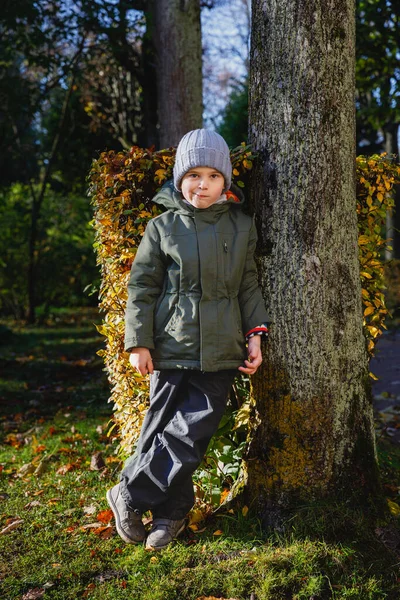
194;213;204;371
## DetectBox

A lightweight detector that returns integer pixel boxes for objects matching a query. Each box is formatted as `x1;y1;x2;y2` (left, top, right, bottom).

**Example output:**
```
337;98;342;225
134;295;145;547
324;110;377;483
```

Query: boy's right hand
129;348;154;376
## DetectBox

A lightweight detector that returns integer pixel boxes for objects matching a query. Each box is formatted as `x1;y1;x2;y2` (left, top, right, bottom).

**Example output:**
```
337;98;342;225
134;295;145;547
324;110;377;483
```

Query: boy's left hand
238;336;263;375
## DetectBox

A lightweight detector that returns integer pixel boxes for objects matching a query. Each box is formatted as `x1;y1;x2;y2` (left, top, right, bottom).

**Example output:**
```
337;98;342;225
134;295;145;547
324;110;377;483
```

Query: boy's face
180;167;225;209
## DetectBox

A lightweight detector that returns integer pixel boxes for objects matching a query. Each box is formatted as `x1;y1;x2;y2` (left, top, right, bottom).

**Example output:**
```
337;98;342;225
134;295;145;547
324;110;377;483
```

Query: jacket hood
152;179;246;215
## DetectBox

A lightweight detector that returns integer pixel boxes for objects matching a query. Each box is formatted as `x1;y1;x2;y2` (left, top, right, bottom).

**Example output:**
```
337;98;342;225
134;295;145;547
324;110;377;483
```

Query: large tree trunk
245;0;382;521
152;0;203;147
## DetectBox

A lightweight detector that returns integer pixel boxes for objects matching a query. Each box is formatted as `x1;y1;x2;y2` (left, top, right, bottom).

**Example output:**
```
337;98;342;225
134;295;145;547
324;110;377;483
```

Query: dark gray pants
119;369;237;519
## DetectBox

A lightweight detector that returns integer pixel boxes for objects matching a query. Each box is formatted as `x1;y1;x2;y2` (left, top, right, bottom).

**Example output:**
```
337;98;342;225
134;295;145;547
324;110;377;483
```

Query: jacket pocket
154;295;176;336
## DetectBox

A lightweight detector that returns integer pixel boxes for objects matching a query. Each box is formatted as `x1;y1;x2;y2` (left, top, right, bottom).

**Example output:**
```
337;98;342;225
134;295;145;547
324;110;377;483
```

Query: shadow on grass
0;307;109;420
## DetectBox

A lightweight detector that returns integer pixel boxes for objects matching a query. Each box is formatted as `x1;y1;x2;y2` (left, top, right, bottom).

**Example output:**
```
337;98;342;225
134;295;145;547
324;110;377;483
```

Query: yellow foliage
356;153;400;357
387;498;400;516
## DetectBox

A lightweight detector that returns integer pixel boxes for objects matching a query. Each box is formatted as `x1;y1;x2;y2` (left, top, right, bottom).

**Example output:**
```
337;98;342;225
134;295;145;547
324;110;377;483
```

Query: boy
107;129;270;551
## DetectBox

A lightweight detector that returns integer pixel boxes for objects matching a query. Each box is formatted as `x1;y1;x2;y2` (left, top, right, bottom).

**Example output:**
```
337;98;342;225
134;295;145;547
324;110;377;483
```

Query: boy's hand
238;336;262;376
129;347;154;376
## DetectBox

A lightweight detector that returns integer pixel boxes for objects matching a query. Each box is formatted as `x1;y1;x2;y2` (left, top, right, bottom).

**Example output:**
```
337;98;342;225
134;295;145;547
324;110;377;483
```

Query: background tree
356;0;400;259
244;0;382;523
150;0;203;146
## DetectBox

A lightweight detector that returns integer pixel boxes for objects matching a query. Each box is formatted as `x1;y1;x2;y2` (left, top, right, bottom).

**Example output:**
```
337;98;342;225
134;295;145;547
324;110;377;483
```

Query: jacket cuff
124;338;155;352
245;323;269;341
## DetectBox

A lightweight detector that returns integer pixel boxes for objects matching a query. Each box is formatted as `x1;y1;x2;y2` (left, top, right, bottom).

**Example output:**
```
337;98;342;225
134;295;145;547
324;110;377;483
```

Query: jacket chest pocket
222;238;234;286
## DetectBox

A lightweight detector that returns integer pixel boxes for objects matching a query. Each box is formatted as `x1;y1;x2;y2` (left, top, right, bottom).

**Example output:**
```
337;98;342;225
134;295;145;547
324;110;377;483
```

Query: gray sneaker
106;483;146;543
145;518;186;551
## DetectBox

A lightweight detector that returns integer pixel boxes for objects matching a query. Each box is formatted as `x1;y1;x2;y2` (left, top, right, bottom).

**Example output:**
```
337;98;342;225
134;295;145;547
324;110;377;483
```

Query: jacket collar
152;179;245;220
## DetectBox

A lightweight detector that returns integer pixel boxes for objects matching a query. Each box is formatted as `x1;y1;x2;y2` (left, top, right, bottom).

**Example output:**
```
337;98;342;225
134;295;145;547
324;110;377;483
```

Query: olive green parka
124;180;270;372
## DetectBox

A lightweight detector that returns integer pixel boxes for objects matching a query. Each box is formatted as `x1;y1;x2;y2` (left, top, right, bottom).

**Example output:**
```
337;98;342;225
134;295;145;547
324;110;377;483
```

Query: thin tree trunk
26;69;78;323
139;7;160;149
152;0;203;147
384;122;400;260
245;0;382;522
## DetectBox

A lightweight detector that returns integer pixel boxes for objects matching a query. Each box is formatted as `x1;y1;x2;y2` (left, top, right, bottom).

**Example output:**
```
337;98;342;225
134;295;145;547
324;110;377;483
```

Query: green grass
1;308;400;599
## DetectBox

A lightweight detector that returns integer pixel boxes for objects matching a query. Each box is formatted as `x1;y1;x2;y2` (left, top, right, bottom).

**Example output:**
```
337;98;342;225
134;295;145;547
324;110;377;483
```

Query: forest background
0;0;399;324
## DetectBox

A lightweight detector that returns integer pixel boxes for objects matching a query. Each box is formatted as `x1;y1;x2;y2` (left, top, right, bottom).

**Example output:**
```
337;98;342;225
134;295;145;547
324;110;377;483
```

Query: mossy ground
0;308;399;600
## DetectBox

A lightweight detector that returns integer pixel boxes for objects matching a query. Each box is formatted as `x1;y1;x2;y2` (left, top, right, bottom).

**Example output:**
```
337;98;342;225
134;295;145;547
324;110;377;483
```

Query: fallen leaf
34;460;47;476
24;500;42;510
97;509;113;524
213;530;223;536
191;526;206;534
196;597;240;600
92;525;113;539
80;522;104;530
0;519;23;534
150;556;158;563
18;463;36;476
56;463;78;475
90;452;106;470
21;587;45;599
34;445;46;453
83;504;97;515
61;508;80;517
242;505;249;517
58;448;76;455
64;526;77;533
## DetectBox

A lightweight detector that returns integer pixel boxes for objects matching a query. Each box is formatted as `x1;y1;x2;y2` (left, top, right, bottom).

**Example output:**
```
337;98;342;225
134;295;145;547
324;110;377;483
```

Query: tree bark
152;0;203;148
245;0;382;521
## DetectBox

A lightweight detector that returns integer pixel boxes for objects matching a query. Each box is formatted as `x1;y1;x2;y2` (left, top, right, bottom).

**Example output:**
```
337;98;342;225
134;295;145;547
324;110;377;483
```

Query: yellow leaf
150;556;158;563
242;505;249;517
233;401;250;429
369;371;378;381
233;168;240;176
360;271;372;279
363;306;375;317
188;508;205;525
219;489;230;504
188;523;198;532
213;529;223;536
377;192;384;202
387;499;400;516
358;235;370;245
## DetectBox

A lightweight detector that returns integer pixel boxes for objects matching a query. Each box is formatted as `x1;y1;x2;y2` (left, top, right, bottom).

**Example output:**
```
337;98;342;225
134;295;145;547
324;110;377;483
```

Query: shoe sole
145;520;187;551
106;488;144;544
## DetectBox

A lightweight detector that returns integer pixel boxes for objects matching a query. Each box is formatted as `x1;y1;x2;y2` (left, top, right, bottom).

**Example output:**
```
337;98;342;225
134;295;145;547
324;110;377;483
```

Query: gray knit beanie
173;129;232;193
